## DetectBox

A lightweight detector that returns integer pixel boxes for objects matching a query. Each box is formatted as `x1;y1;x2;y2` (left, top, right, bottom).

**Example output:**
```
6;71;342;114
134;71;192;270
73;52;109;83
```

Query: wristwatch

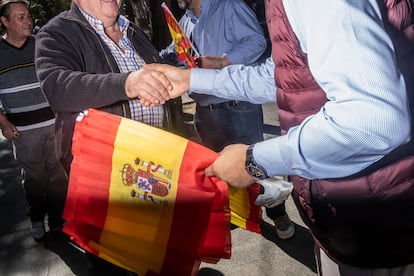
245;145;269;180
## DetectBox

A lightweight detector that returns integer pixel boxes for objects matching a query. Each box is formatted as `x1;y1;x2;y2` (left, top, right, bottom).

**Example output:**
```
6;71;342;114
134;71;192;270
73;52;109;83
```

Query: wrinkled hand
204;144;256;188
0;117;20;139
144;63;190;99
125;68;173;106
195;56;230;69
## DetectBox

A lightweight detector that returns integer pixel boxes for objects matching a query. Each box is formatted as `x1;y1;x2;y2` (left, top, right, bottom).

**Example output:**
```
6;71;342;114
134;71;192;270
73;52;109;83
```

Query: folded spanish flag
63;109;260;275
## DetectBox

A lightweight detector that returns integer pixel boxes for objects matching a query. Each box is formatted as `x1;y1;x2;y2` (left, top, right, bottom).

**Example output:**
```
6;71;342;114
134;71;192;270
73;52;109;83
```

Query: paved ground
0;103;318;276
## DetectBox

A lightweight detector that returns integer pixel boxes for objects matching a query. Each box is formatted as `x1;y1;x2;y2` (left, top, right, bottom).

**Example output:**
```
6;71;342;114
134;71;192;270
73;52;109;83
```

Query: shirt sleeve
223;0;267;65
189;57;276;104
253;0;411;179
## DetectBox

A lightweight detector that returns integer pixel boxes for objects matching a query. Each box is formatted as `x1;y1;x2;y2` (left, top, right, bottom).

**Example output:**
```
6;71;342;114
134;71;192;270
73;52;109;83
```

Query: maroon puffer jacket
266;0;414;268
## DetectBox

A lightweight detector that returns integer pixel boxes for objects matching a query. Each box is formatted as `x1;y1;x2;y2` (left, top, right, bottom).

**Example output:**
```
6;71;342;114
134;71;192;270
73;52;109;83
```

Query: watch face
246;162;267;180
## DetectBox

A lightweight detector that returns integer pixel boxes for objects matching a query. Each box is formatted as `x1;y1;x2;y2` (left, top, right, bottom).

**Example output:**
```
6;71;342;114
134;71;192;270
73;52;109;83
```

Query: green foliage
29;0;70;23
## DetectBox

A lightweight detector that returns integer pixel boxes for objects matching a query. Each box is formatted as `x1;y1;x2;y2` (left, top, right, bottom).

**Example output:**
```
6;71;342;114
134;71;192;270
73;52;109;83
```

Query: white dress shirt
189;0;410;179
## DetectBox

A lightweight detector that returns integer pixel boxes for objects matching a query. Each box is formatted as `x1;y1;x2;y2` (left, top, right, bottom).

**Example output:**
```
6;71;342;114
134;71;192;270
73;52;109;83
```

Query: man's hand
144;63;191;99
195;55;230;69
125;68;173;106
204;144;256;188
0;115;20;139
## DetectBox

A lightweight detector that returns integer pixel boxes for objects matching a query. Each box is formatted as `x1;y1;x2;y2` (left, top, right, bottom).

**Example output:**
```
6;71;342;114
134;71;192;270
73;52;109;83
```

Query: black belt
199;100;239;110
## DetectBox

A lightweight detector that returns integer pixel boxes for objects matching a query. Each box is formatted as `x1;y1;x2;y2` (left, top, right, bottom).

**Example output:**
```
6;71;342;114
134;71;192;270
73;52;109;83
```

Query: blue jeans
195;101;264;152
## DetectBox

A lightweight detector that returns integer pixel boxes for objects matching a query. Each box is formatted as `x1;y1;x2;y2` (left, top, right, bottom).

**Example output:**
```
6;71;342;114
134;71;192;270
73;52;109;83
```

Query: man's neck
189;0;202;17
2;34;27;48
191;6;201;17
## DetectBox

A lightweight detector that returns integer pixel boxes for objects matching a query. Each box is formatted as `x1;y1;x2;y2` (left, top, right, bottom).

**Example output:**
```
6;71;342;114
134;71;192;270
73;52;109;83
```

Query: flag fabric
228;184;262;233
63;109;261;275
161;2;198;68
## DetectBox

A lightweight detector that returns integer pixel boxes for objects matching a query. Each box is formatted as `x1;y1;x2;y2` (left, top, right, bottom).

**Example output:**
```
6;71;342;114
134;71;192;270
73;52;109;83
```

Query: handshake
124;63;192;107
125;65;270;192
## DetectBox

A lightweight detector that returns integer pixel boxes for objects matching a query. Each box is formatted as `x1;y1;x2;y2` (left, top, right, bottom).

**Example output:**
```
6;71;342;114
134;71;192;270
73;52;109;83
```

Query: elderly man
35;0;173;274
35;0;173;174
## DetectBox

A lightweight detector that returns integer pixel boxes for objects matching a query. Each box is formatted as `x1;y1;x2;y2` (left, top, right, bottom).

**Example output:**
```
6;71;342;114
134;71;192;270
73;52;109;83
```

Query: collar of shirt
184;9;197;24
79;8;129;35
185;0;212;21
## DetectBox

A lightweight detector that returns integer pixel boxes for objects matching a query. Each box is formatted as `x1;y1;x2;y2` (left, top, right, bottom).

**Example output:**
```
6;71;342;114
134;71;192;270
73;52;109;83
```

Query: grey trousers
12;124;68;223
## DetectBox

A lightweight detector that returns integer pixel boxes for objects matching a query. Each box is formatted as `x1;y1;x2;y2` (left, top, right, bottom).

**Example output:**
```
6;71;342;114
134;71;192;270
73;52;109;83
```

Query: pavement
0;103;318;276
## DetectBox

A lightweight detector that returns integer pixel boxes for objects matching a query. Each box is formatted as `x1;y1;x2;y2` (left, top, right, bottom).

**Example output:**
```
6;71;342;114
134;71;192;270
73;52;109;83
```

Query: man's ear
0;16;7;27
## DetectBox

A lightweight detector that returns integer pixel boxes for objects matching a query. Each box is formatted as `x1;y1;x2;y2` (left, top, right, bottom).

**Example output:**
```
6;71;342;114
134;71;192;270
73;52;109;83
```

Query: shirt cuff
253;136;291;177
189;68;216;94
223;53;239;65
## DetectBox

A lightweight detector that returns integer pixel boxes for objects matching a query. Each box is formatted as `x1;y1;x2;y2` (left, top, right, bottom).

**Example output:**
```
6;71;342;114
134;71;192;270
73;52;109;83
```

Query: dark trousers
195;101;264;152
265;201;286;220
13;124;68;224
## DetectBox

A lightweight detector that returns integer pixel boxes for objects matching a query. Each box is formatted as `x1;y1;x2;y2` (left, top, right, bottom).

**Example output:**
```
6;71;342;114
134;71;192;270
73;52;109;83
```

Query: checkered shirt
80;9;163;127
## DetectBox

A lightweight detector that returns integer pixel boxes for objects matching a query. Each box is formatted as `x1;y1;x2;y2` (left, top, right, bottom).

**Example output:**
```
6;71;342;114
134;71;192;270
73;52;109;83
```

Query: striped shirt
0;36;55;131
80;9;163;127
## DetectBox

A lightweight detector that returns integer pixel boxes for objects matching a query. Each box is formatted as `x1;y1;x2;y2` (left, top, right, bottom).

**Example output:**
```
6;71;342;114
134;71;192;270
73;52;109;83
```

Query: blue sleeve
190;57;276;103
224;0;267;65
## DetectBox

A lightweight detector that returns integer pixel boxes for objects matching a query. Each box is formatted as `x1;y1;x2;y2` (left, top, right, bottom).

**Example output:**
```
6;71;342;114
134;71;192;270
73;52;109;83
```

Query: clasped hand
124;67;173;106
125;64;191;106
129;65;256;189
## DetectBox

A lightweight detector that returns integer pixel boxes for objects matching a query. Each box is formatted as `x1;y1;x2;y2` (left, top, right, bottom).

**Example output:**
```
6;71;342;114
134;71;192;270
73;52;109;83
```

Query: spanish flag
161;2;198;68
228;184;262;233
63;109;261;275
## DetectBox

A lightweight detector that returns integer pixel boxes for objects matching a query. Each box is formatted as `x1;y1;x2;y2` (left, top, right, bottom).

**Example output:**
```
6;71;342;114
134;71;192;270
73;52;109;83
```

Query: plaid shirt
80;9;163;127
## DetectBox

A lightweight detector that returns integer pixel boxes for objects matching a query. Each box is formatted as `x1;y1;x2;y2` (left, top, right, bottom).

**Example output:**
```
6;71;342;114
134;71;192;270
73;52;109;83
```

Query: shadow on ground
260;220;317;273
43;231;88;275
